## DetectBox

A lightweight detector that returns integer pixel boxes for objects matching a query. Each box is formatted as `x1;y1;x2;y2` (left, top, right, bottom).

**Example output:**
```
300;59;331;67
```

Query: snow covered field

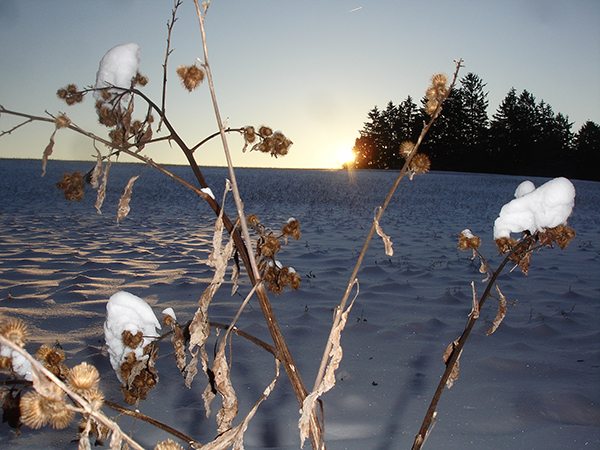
0;159;598;449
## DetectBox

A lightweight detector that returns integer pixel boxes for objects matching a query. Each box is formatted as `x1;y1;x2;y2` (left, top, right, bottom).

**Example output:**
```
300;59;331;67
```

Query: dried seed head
176;64;205;92
247;214;260;226
430;73;448;88
243;126;257;143
0;355;11;369
282;218;301;240
290;271;301;290
54;113;71;129
425;98;440;116
458;229;482;250
0;317;29;347
399;141;415;158
122;330;144;349
494;236;518;255
68;362;100;393
134;72;148;87
56;84;84;105
154;439;184;450
56;172;85;201
259;234;281;258
409;153;431;174
20;384;73;430
258;126;273;137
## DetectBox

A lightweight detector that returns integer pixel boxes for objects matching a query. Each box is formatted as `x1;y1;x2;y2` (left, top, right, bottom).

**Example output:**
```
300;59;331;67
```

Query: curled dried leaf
95;159;111;214
442;339;461;389
116;174;140;224
41;130;57;177
486;285;508;335
374;208;393;256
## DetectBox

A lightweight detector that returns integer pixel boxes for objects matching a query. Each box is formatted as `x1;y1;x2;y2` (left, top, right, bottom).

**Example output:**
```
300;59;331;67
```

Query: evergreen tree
572;121;600;180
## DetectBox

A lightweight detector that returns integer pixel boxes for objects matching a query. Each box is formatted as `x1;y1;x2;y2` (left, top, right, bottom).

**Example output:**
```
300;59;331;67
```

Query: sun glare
336;147;356;167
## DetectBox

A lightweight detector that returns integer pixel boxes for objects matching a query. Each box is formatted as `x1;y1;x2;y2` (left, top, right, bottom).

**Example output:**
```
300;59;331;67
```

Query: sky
1;0;599;170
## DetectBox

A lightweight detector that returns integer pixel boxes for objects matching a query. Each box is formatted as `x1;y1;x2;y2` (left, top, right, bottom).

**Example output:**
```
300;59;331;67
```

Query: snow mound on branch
103;291;160;382
493;177;575;240
94;43;141;109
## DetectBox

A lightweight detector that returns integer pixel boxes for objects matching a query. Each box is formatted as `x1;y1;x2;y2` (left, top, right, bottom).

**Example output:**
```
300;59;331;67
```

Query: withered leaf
95;159;111;214
486;285;508;335
116;174;140;224
374;208;393;256
41;130;57;177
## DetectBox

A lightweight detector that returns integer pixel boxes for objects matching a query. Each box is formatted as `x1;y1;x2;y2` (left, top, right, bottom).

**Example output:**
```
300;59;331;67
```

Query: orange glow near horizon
334;146;356;168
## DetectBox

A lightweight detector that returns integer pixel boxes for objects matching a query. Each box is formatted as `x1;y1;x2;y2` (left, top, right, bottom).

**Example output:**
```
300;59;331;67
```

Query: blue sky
1;0;599;169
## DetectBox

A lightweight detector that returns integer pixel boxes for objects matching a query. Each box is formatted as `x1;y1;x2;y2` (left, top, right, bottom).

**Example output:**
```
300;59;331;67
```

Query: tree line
350;73;600;181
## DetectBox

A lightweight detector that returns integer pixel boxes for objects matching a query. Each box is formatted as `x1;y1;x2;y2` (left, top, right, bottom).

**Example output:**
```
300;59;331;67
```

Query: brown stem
193;3;323;448
103;399;198;446
411;235;534;450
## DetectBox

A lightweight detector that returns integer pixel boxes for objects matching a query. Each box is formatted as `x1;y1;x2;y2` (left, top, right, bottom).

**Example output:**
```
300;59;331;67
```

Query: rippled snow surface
0;159;598;449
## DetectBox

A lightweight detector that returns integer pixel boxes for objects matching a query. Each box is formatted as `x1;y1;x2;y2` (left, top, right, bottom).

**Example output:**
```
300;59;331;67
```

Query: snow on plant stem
493;177;576;240
103;291;160;383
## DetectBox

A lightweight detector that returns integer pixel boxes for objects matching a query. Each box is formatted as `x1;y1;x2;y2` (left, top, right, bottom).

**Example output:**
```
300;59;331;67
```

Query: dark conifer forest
350;73;600;181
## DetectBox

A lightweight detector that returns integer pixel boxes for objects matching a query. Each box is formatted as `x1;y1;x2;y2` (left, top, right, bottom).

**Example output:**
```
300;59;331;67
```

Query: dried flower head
54;113;71;129
56;84;84;105
56;172;85;201
68;362;100;394
494;236;518;255
282;218;301;241
176;64;205;92
259;234;281;258
409;153;431;174
458;229;482;250
0;317;29;347
155;439;184;450
258;126;273;137
20;384;74;430
539;224;576;249
133;72;148;87
35;344;66;377
430;73;449;88
122;330;144;349
399;141;415;158
243;126;257;144
247;214;260;226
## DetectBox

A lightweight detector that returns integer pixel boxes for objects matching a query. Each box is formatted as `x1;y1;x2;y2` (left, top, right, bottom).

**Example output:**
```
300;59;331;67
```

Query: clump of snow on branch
94;43;141;109
103;291;160;382
0;345;32;381
493;177;576;240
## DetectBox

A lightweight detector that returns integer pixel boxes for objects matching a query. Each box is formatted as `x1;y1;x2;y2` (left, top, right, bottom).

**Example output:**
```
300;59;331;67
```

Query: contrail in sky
349;6;363;13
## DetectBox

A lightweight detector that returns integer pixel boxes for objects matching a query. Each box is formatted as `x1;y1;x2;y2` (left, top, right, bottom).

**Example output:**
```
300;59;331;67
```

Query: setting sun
335;146;356;167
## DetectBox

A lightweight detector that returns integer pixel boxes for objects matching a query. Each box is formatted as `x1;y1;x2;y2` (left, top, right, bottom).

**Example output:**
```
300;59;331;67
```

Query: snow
1;162;598;449
493;177;576;240
93;43;141;109
201;187;215;199
0;345;32;381
162;307;176;322
103;291;161;382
